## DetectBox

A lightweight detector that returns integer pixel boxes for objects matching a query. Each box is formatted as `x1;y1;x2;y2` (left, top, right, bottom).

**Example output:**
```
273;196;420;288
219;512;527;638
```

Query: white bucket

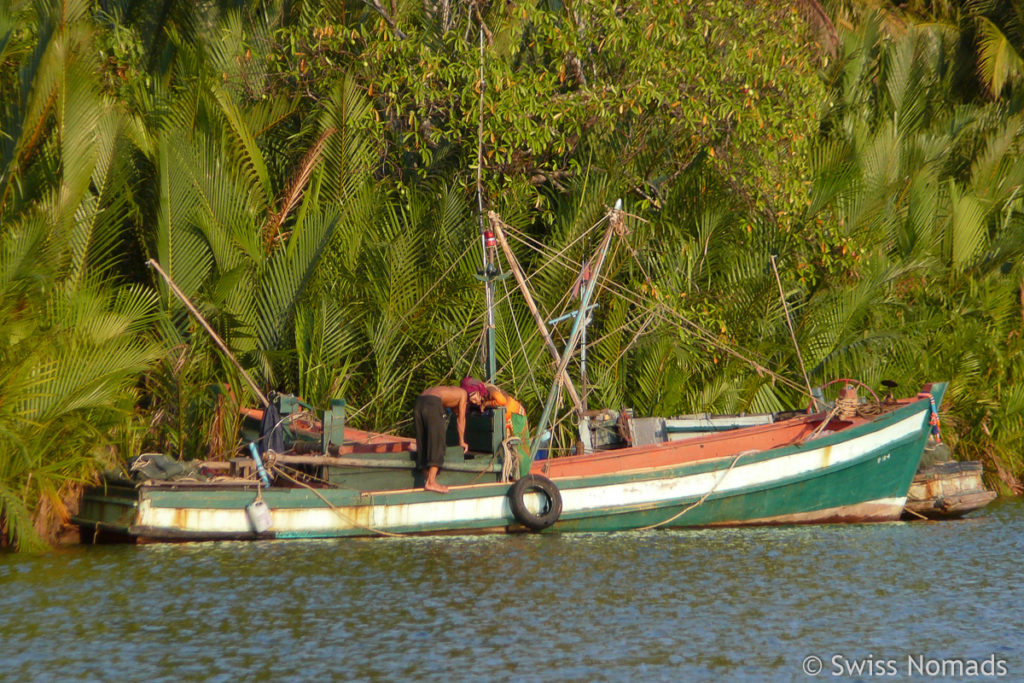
246;499;273;533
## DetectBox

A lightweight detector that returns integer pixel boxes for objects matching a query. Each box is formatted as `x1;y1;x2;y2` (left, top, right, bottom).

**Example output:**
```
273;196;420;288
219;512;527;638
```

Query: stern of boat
72;476;142;543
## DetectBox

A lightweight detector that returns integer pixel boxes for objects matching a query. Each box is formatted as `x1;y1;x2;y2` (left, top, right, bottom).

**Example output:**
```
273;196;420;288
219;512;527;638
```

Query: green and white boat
73;203;947;541
73;381;946;541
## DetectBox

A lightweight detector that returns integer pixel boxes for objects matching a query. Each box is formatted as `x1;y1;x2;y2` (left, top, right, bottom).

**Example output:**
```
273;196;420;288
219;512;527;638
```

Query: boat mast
530;200;623;460
475;24;497;382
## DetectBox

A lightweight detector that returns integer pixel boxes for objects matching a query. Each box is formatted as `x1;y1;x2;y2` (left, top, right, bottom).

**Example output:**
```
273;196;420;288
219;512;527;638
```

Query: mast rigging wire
348;205;808;433
497;220;807;396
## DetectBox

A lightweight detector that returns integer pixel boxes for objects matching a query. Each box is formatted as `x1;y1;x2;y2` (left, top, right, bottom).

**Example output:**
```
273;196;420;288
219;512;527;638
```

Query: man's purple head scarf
460;377;488;399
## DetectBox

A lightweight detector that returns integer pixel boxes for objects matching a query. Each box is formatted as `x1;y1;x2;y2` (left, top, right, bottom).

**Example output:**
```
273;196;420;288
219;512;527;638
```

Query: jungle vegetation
1;0;1022;550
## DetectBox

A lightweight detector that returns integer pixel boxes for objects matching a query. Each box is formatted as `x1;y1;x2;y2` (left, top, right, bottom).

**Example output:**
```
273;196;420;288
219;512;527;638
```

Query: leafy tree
802;10;1024;489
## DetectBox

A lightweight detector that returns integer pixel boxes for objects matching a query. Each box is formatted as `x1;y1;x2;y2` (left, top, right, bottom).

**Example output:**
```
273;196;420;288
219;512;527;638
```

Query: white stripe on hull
135;408;926;536
137;494;518;535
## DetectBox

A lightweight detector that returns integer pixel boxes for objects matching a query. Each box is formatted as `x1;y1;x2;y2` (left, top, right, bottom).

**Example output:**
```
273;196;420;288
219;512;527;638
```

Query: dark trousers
414;395;447;469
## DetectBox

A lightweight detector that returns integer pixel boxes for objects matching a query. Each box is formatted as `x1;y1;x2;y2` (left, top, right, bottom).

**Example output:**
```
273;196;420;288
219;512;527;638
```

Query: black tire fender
508;474;562;531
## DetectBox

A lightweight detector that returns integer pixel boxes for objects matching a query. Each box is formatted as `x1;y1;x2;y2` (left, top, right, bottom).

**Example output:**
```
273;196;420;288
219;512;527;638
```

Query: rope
586;310;657;383
346;283;485;424
501;221;808;396
271;459;351;489
340;207;808;446
494;214;609;341
535;310;657;458
925;392;942;443
500;275;543;400
489;221;809;447
804;389;887;445
539;299;648;451
770;254;815;405
501;437;521;482
518;222;794;391
350;211;612;426
836;393;859;420
456;445;505;486
856;402;882;418
269;464;405;537
341;240;479;421
637;450;750;530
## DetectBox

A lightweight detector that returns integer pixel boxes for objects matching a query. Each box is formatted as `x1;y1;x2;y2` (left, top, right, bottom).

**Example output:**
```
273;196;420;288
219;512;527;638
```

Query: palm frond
977;15;1024;98
295;298;359;407
969;114;1024;204
207;83;272;206
885;30;929;139
153;132;214;301
947;180;989;270
318;78;375;205
0;481;44;551
255;206;342;352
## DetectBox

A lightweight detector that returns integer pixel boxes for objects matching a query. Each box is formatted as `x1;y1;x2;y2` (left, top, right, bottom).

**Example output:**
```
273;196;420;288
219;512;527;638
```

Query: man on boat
414;381;487;493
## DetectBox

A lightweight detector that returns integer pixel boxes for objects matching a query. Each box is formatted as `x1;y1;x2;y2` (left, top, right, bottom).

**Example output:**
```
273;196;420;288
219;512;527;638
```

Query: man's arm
456;391;469;452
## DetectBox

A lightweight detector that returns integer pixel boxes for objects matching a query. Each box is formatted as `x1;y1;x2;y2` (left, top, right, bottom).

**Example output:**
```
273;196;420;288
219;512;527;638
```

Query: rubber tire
508;474;562;531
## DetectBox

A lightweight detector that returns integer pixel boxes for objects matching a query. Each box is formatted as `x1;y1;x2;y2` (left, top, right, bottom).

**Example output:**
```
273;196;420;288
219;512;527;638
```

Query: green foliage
0;218;161;550
802;7;1024;488
3;0;1024;548
260;1;827;222
0;0;164;549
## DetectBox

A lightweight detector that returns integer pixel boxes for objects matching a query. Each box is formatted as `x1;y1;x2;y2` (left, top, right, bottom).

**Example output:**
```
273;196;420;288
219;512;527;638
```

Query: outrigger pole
489;212;585;417
529;200;624;460
147;258;270;408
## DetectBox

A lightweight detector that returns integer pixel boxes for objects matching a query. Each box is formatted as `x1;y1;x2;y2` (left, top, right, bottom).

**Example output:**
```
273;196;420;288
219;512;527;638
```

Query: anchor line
637;450;750;531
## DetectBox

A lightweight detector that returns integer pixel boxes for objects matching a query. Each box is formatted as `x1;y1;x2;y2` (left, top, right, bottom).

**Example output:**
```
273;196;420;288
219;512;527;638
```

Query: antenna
475;25;496;381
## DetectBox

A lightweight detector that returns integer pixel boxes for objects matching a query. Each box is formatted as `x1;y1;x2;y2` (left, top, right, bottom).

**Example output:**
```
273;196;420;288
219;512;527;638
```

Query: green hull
552;423;926;531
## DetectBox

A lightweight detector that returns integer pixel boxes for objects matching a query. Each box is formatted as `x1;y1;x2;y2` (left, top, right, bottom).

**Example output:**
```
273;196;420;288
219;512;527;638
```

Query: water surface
3;499;1022;681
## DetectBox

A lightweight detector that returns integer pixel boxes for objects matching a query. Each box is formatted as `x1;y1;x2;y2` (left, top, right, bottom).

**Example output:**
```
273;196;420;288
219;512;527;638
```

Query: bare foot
424;481;449;494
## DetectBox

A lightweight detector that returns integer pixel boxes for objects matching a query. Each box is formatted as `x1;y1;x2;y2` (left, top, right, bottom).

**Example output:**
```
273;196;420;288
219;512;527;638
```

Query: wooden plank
275;454;501;473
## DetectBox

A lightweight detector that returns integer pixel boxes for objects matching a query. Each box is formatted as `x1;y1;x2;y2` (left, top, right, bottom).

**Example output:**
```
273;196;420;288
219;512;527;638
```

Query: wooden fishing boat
73;381;945;541
73;204;947;541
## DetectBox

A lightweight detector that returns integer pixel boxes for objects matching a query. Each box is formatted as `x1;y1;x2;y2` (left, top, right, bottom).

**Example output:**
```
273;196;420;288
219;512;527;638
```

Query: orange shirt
488;389;525;434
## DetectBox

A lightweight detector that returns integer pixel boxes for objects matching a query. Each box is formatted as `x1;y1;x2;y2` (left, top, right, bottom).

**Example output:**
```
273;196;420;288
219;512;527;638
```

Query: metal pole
475;26;496;382
581;304;588;413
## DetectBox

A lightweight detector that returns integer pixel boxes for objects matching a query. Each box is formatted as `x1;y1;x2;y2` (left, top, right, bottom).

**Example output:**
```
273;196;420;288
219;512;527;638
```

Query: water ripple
2;499;1022;681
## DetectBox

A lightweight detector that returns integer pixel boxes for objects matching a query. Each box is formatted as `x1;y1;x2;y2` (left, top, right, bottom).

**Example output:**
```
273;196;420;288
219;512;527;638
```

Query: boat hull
537;402;931;531
74;385;944;541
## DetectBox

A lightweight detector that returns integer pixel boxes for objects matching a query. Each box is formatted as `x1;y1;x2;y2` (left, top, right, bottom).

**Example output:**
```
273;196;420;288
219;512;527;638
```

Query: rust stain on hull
704;500;904;527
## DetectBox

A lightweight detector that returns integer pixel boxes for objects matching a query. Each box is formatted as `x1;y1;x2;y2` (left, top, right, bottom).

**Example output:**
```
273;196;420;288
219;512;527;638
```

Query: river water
2;498;1022;682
